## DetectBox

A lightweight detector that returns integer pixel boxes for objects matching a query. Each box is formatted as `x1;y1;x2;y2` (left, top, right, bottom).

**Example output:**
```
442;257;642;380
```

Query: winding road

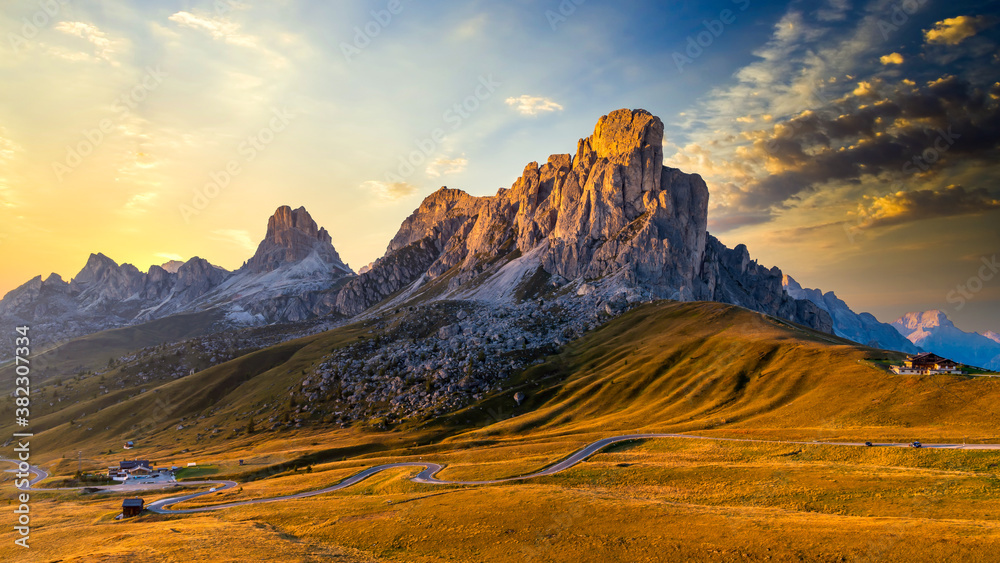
5;434;1000;515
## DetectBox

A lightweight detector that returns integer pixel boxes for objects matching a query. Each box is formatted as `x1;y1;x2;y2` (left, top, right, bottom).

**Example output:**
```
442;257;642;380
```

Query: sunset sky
1;0;998;331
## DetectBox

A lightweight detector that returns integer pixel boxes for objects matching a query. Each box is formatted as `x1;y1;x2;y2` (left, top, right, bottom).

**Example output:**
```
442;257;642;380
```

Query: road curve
0;457;48;487
8;434;1000;515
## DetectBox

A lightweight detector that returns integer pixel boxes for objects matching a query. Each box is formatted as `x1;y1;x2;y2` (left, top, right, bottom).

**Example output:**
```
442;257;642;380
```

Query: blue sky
1;0;998;331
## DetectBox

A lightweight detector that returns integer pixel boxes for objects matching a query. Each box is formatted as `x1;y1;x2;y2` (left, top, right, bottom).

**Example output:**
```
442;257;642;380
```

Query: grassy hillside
6;301;1000;561
8;301;1000;469
436;301;1000;444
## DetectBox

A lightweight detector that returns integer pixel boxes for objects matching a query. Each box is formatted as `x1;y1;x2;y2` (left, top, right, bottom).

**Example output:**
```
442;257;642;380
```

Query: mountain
0;254;229;351
0;206;354;356
192;206;354;323
985;331;1000;345
782;275;921;353
892;310;1000;370
336;109;832;333
0;109;838;362
160;260;184;274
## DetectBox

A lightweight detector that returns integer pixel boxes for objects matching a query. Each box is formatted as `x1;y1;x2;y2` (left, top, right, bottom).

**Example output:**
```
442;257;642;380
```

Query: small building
119;459;152;471
128;466;153;477
122;498;144;518
891;353;965;375
123;441;134;449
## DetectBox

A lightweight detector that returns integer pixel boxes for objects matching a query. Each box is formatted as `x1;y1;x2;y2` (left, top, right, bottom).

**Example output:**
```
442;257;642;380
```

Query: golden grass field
3;302;1000;561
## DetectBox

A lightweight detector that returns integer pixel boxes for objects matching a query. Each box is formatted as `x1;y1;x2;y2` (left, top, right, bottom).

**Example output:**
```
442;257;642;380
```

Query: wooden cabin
122;498;144;518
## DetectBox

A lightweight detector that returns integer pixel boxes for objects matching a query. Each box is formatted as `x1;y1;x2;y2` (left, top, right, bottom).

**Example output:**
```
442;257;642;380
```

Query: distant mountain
985;331;1000;345
192;206;354;323
160;260;184;274
892;310;1000;370
0;206;354;356
335;109;833;333
782;275;921;353
0;253;229;350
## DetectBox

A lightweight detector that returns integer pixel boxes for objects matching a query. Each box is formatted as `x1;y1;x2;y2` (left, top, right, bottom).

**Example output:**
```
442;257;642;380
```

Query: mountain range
782;275;922;353
892;310;1000;371
0;109;985;364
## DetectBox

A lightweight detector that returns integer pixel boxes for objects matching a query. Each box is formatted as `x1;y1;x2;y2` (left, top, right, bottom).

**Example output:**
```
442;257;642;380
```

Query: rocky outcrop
245;206;350;275
344;109;832;333
335;237;442;316
700;239;833;334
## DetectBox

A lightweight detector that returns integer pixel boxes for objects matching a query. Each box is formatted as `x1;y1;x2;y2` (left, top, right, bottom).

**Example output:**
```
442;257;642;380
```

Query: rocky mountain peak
160;260;184;274
894;310;955;333
244;206;350;275
588;108;664;164
337;108;831;334
72;253;122;287
387;188;485;254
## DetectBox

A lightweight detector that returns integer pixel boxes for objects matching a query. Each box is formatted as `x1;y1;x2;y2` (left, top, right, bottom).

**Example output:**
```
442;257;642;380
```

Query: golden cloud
924;15;994;45
879;52;904;65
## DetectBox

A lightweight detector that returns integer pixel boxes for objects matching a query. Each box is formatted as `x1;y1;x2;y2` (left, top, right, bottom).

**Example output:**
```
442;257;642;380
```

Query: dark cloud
857;185;1000;228
707;210;774;233
738;75;1000;211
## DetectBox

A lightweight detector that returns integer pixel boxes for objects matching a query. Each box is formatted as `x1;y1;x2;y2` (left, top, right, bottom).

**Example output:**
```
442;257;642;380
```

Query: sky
0;0;998;332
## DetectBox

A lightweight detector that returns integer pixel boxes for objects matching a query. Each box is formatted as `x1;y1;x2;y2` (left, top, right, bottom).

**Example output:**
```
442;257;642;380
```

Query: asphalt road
6;434;1000;515
0;457;48;487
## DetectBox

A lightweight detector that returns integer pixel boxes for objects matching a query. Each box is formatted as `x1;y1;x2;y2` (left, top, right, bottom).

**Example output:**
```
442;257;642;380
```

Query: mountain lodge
891;353;965;375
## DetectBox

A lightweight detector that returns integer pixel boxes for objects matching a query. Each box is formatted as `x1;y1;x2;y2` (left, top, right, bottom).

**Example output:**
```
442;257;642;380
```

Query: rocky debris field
293;283;643;428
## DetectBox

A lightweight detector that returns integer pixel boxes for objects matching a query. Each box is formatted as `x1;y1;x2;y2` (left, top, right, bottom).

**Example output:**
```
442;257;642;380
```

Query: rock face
341;109;832;333
893;310;1000;370
783;275;920;352
245;206;349;275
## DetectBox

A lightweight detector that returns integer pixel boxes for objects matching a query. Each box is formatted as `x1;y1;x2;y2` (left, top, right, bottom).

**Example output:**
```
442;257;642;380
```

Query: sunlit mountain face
1;0;997;335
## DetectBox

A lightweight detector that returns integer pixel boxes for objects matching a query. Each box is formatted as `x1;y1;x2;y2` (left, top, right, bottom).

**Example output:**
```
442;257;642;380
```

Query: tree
247;416;256;434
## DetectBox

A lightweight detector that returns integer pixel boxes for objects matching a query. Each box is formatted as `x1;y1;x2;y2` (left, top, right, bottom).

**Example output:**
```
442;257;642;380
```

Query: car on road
911;441;922;448
865;441;873;447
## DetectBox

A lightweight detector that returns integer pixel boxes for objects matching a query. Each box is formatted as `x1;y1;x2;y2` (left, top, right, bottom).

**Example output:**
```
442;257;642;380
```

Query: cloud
924;15;995;46
855;185;1000;228
0;131;18;162
54;21;124;65
426;156;468;177
879;52;904;65
168;11;259;49
675;68;1000;215
122;191;160;214
708;210;774;233
815;0;851;22
361;180;418;201
209;229;256;252
453;14;488;40
0;130;21;209
155;253;185;263
505;95;564;116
